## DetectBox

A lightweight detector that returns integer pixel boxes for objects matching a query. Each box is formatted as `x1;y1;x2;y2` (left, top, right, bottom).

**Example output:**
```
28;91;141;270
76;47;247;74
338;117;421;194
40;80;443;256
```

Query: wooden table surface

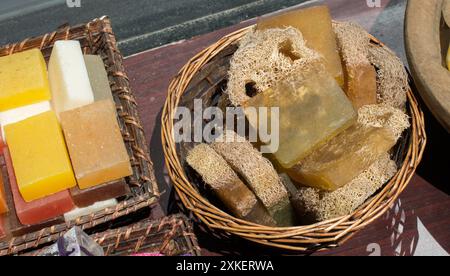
122;0;450;256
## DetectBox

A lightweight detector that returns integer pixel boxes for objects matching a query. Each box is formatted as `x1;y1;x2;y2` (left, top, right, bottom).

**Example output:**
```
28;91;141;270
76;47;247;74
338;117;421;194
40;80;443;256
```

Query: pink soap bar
4;148;75;225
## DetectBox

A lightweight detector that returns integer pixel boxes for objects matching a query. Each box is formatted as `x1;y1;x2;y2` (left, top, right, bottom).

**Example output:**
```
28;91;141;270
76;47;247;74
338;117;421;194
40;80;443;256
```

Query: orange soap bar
0;216;6;239
60;100;132;190
4;148;75;225
0;174;7;215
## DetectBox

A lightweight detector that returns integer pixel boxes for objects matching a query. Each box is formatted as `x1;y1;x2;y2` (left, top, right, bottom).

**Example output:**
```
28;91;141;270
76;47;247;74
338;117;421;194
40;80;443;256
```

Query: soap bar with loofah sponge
288;104;409;191
211;130;295;226
186;143;276;226
243;62;357;169
257;5;344;87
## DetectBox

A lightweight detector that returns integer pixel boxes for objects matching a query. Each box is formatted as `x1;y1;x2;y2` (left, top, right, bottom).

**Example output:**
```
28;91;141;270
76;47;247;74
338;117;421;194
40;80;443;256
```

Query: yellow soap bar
244;63;357;169
4;111;76;202
257;5;344;86
0;49;51;112
60;100;132;190
288;124;396;191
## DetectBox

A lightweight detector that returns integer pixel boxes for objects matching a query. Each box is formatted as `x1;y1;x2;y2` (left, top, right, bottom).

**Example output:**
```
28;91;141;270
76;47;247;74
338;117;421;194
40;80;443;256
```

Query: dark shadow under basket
162;26;427;252
0;16;159;255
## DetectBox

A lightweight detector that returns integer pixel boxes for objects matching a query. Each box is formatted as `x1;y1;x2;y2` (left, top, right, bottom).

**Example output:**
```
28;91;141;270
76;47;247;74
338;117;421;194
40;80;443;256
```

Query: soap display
244;62;357;169
60;100;132;190
4;147;75;225
0;49;51;112
4;111;76;202
64;199;118;222
257;5;344;86
186;144;276;226
38;227;104;256
84;55;115;102
70;179;130;208
48;40;94;116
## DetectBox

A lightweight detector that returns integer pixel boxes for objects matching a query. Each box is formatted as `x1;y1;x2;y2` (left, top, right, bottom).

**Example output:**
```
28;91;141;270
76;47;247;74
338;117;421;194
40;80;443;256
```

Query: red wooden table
123;0;450;256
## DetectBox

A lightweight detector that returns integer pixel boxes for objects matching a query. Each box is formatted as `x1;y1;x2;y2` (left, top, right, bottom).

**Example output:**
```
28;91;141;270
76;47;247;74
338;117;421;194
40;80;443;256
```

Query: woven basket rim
162;25;427;251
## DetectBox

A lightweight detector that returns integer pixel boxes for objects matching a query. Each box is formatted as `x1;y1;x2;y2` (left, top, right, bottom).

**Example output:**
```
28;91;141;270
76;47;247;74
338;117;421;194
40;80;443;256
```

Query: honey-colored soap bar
49;41;94;116
70;179;130;208
5;111;77;202
288;124;396;191
4;147;74;225
84;55;114;102
257;5;344;86
186;144;276;226
244;63;357;169
60;100;132;190
0;49;51;112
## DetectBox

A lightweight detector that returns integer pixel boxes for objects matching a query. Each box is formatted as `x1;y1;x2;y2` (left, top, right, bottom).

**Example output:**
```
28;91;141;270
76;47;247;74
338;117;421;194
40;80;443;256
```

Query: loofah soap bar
0;49;51;112
186;144;276;226
257;5;344;86
211;130;295;226
333;22;377;109
244;62;357;169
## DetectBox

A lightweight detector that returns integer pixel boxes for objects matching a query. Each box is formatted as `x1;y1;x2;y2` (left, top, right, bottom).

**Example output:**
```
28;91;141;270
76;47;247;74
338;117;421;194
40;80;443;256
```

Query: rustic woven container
0;16;159;255
162;26;427;252
25;214;201;256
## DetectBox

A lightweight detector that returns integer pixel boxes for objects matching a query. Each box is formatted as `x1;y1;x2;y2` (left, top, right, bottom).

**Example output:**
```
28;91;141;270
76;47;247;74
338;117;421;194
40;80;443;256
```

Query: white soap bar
0;101;51;140
64;199;117;222
49;40;94;116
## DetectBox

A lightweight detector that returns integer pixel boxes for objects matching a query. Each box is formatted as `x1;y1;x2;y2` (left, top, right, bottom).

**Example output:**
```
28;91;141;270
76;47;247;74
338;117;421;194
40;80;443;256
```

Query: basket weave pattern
162;27;427;251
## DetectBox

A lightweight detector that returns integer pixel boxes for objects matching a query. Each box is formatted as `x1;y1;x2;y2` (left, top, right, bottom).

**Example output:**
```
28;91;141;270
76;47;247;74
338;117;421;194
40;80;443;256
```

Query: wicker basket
26;214;201;256
0;17;159;255
162;26;427;252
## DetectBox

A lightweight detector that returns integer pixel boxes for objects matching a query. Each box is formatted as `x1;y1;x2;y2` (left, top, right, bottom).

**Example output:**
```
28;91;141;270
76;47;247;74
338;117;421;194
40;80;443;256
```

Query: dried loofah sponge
211;130;295;226
358;104;410;139
333;21;377;108
293;153;397;223
368;44;409;109
186;143;275;226
226;27;321;106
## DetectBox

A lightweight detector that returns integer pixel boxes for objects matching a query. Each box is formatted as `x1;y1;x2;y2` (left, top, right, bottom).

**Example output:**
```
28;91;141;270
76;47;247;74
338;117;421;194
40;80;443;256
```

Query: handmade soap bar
244;63;357;169
257;5;344;86
5;111;77;202
0;49;51;112
84;55;114;102
60;100;132;190
288;124;396;191
0;101;51;140
49;40;94;116
0;216;6;239
64;199;118;222
186;144;276;226
70;179;130;208
0;168;7;215
4;147;75;225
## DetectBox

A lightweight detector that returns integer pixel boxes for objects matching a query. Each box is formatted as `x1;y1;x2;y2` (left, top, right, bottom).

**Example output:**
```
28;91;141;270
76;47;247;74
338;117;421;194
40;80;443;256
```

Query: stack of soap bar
60;100;132;190
84;55;114;102
244;63;357;169
5;111;77;202
288;124;396;191
186;144;276;226
4;147;74;225
49;40;94;116
0;49;51;112
257;5;344;86
0;101;51;140
70;179;130;208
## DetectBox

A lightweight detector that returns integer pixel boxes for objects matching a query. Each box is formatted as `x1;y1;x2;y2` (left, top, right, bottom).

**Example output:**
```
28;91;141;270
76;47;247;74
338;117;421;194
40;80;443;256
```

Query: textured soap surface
0;49;51;112
70;179;129;208
84;55;114;102
49;40;94;116
0;101;51;140
257;5;344;86
4;147;74;225
288;124;396;191
60;100;132;190
244;63;357;169
5;111;77;202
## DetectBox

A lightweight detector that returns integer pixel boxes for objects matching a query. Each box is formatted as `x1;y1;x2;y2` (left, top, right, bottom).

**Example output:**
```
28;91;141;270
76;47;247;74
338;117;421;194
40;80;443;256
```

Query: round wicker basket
162;26;427;252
